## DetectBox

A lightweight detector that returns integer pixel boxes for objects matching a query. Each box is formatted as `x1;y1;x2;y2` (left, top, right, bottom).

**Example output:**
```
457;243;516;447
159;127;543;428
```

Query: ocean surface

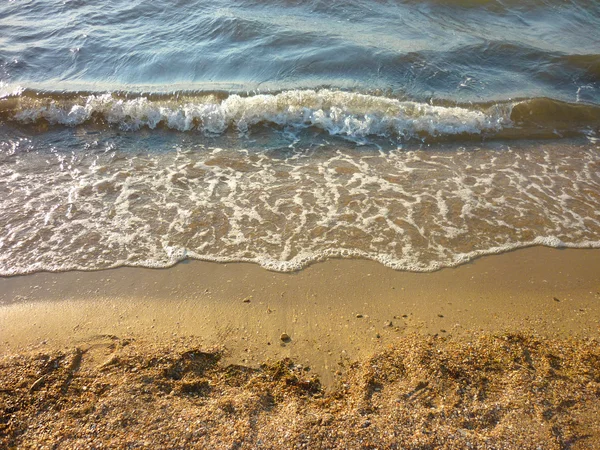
0;0;599;274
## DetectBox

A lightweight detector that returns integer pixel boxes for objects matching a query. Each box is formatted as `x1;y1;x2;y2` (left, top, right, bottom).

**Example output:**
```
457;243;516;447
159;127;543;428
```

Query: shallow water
0;0;599;274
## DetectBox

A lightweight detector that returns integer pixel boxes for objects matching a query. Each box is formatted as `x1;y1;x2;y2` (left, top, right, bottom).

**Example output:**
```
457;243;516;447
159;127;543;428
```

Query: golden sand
1;333;599;449
1;247;600;447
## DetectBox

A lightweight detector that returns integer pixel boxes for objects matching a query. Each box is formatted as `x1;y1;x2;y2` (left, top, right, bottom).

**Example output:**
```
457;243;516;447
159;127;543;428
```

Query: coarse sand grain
1;332;599;449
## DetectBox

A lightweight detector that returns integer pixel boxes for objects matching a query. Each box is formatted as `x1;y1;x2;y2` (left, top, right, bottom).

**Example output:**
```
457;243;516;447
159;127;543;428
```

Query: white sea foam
0;82;24;99
10;89;512;139
0;139;599;276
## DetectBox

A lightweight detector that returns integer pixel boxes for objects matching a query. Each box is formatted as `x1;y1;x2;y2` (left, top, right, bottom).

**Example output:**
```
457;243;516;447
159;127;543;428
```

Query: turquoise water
0;0;599;274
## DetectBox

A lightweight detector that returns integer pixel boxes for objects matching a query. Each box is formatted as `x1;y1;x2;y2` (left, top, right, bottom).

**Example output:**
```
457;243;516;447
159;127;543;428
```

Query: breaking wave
2;89;598;141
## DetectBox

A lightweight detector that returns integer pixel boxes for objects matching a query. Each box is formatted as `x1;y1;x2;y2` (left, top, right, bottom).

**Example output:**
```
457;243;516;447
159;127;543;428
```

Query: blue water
1;0;599;103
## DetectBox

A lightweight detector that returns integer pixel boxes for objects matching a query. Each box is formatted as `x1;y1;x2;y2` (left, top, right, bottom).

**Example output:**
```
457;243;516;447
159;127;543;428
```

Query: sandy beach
2;0;600;447
1;247;600;448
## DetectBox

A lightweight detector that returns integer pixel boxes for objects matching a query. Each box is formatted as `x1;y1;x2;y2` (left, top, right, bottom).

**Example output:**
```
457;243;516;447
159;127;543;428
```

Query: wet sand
1;247;600;448
1;246;599;383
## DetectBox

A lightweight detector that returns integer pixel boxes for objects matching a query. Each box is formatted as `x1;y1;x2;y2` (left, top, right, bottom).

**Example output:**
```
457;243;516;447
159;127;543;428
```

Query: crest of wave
14;89;511;138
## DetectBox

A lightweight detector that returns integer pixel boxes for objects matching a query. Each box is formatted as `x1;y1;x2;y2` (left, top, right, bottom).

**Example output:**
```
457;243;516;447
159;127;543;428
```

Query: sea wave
2;89;597;141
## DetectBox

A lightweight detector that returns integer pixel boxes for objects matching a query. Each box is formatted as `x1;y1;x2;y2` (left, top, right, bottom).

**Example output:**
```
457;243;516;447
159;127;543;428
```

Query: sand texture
1;247;600;448
1;333;600;449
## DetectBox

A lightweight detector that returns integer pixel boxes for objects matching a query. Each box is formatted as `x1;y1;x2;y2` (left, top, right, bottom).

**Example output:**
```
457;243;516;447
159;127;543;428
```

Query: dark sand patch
1;333;599;449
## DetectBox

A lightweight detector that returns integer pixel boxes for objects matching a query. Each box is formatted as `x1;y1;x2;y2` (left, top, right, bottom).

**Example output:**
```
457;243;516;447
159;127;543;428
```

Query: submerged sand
1;247;600;448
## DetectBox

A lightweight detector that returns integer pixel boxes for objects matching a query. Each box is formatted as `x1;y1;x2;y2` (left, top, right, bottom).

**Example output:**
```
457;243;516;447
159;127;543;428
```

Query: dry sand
1;247;600;448
2;333;599;449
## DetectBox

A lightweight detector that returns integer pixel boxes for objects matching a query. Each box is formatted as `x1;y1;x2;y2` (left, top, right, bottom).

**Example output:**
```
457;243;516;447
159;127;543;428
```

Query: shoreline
2;246;599;385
